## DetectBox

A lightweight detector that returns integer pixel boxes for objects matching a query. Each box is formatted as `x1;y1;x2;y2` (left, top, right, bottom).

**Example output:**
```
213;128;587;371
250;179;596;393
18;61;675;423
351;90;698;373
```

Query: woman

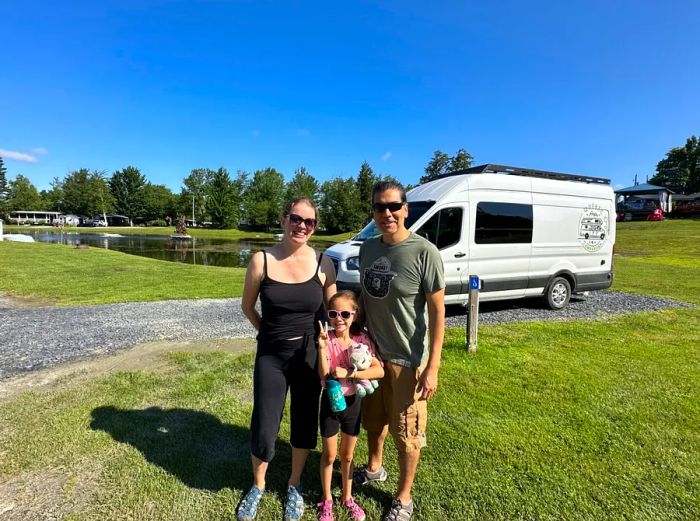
238;197;336;521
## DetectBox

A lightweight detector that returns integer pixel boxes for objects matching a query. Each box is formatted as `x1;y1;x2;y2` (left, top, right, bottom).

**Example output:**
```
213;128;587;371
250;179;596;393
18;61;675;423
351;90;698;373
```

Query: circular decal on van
579;204;609;252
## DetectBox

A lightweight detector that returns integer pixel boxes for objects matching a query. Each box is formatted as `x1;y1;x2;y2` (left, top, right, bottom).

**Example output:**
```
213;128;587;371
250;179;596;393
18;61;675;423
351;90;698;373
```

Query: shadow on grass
90;404;395;510
90;405;286;492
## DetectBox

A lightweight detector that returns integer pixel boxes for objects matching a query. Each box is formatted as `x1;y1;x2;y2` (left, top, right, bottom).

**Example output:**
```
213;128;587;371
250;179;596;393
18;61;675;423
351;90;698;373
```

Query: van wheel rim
552;284;568;305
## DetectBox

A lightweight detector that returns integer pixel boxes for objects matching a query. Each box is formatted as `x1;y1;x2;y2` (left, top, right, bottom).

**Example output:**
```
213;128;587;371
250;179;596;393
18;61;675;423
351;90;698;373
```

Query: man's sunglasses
288;213;317;229
327;310;356;319
372;201;405;213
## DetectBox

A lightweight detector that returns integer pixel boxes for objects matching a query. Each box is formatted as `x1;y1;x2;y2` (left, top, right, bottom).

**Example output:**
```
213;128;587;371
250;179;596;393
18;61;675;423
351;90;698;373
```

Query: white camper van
324;164;616;310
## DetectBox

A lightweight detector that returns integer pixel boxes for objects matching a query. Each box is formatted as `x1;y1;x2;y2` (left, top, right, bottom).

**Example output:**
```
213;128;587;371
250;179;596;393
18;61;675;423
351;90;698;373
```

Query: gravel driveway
0;292;689;381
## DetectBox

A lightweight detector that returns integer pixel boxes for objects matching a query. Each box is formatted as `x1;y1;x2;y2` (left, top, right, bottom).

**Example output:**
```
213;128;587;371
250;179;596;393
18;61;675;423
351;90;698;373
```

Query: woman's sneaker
342;497;366;521
352;465;388;486
237;485;264;521
316;499;334;521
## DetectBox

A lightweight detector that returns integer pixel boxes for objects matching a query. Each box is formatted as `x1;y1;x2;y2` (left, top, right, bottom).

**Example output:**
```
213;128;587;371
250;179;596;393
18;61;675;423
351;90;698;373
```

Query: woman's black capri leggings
250;334;321;462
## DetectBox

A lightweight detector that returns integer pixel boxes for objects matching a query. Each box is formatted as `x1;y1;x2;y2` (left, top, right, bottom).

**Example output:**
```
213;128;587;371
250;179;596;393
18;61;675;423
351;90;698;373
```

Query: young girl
317;291;384;521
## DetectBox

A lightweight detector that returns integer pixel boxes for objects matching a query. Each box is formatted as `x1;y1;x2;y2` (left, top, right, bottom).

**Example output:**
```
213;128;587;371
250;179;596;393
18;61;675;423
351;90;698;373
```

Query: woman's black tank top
258;250;324;343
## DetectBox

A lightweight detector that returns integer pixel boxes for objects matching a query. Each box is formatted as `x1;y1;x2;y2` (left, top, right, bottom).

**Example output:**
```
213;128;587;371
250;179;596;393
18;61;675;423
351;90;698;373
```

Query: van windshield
352;201;436;241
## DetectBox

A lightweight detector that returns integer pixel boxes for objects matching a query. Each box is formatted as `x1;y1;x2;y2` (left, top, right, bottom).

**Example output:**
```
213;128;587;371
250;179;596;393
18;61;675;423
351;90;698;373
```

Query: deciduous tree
180;168;210;223
421;150;450;184
650;136;700;194
449;148;474;172
420;148;474;184
244;168;285;229
40;177;64;212
142;183;178;222
286;167;319;203
319;177;364;233
8;175;44;211
62;169;114;217
109;166;146;225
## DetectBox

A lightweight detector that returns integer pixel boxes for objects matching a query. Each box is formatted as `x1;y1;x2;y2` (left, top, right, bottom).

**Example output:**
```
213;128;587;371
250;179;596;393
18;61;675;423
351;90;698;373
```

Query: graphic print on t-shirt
363;256;397;299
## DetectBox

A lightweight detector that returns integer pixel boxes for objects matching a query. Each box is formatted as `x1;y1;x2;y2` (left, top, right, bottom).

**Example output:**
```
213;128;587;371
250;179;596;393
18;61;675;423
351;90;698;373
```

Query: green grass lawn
0;220;698;520
0;241;245;305
0;226;351;306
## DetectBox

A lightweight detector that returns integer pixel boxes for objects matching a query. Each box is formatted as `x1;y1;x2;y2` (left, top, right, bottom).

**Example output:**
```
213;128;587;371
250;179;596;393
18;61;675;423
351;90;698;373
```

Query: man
356;180;446;520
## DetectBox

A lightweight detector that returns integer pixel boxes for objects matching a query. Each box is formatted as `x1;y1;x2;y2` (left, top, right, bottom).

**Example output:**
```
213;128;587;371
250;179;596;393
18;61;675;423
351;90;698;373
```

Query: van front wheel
545;277;571;310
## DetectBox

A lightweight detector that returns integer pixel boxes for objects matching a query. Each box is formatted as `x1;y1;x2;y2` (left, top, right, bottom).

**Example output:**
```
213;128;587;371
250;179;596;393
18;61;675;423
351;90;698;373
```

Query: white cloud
614;183;625;190
0;149;38;163
30;147;48;155
295;128;310;137
381;152;392;161
251;129;260;137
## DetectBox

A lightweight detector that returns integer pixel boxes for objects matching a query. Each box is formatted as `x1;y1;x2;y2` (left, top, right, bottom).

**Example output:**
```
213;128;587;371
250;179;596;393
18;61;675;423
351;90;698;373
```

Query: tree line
2;136;695;232
0;149;477;233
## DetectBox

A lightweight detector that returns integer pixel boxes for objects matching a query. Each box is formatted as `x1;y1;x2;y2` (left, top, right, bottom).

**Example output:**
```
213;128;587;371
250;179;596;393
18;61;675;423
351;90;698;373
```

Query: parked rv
325;164;616;310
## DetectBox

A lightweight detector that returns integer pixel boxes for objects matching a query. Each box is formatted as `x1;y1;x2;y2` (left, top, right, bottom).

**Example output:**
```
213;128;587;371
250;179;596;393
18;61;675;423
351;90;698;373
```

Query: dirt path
0;294;56;309
0;337;256;400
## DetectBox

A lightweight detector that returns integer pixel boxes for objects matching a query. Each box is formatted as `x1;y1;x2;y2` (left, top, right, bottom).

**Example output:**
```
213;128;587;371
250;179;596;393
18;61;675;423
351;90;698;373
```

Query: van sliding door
470;199;534;299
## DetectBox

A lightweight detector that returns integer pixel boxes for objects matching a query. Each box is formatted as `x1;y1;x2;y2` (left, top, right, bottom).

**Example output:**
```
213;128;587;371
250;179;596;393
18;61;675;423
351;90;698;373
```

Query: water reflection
19;231;335;268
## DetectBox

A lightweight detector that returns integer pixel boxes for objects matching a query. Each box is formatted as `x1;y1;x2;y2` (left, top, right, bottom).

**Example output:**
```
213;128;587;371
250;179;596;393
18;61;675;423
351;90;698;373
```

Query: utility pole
192;194;196;227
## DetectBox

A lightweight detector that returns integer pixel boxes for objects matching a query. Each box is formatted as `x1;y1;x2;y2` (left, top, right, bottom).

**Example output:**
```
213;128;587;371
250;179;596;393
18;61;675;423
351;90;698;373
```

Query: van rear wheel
545;277;571;310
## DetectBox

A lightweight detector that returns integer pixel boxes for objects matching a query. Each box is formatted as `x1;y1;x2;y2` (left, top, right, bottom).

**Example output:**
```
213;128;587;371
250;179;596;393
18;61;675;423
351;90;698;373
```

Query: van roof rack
440;163;611;185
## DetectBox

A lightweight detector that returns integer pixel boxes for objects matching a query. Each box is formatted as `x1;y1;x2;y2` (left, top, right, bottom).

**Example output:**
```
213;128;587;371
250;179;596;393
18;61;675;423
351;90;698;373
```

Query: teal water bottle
326;378;346;413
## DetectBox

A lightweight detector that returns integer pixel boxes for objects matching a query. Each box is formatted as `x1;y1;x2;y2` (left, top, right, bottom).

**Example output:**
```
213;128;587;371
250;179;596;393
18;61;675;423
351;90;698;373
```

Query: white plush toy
348;343;380;397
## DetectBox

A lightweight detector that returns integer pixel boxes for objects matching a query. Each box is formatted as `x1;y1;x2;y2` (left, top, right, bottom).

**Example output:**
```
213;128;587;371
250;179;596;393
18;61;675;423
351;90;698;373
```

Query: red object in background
647;208;664;221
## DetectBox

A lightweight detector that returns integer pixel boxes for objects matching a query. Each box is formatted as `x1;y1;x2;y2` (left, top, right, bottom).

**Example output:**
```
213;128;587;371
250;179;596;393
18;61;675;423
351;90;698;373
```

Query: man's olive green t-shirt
359;232;445;367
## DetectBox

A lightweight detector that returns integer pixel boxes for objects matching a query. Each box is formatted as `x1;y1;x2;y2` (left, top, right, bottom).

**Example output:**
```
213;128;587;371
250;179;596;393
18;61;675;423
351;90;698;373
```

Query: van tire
545;276;571;310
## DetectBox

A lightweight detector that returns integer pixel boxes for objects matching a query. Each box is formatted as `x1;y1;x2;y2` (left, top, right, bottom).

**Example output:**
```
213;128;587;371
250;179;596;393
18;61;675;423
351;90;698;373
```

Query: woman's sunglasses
327;310;356;320
372;201;405;213
288;213;317;229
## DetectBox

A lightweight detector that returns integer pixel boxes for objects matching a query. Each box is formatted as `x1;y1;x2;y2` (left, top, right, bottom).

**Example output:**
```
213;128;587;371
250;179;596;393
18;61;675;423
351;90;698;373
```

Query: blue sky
2;0;698;192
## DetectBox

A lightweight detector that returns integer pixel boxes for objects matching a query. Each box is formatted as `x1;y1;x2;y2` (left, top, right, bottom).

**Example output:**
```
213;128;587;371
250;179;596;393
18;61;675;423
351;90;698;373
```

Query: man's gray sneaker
384;499;413;521
352;465;388;486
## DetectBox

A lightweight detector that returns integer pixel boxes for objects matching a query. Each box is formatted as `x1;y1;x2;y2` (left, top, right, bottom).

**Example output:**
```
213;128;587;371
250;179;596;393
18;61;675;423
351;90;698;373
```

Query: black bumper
575;271;614;292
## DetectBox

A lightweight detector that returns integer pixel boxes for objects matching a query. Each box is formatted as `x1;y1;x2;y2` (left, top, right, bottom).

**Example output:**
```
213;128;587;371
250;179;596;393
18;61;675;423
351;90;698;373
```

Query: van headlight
346;256;360;271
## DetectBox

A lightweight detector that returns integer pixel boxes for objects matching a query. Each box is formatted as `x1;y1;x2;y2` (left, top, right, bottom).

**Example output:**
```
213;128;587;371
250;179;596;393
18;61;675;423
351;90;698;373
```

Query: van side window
475;202;533;244
416;207;463;249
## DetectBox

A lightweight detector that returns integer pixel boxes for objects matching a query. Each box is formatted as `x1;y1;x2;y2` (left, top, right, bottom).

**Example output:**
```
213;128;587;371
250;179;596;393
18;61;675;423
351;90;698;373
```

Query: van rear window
475;202;533;244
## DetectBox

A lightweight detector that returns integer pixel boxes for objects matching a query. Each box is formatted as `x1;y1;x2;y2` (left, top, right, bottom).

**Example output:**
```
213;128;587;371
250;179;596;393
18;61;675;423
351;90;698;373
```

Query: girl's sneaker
317;499;334;521
342;497;366;521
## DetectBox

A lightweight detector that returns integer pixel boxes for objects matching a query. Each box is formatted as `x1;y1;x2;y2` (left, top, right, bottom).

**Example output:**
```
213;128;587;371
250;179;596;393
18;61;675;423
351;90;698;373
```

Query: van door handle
454;252;466;258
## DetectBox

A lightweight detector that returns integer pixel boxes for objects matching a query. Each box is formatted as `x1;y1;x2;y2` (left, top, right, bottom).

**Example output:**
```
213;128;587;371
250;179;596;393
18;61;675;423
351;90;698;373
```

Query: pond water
19;230;336;268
